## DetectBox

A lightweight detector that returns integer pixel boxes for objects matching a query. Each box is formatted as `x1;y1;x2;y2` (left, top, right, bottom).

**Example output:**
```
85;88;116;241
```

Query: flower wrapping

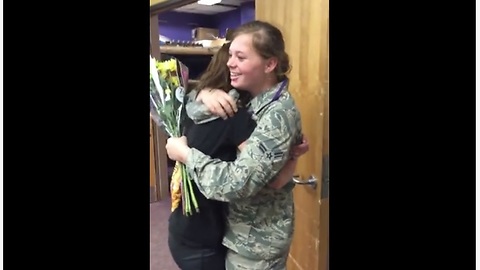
150;55;199;216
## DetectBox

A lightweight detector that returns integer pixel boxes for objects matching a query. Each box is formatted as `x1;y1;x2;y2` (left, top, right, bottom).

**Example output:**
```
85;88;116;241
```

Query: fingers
196;87;213;102
205;99;226;119
207;90;237;119
205;103;218;117
218;97;236;118
198;88;239;119
212;103;228;119
290;140;310;158
302;134;308;144
224;95;238;116
211;91;237;118
298;143;310;155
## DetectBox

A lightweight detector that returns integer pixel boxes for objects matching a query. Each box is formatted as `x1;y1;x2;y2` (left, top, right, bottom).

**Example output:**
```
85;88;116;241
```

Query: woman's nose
227;57;235;68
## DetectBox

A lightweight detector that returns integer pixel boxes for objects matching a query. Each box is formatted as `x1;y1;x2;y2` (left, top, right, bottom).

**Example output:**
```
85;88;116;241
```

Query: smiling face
227;33;278;96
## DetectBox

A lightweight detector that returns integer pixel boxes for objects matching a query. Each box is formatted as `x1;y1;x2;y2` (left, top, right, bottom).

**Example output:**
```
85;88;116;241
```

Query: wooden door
256;0;329;269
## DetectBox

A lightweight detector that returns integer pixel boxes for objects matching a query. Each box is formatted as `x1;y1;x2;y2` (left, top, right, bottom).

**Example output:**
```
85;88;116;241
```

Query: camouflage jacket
185;82;302;260
185;89;240;124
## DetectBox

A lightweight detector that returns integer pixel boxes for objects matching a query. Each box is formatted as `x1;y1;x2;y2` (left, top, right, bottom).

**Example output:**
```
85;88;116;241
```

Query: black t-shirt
168;108;256;248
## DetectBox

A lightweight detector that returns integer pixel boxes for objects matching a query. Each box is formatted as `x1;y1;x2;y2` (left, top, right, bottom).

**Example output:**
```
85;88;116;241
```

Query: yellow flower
155;60;163;70
165;59;177;72
157;60;174;80
170;76;180;87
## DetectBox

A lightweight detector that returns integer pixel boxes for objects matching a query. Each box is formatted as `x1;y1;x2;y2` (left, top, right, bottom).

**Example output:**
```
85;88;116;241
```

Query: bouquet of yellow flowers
150;55;199;216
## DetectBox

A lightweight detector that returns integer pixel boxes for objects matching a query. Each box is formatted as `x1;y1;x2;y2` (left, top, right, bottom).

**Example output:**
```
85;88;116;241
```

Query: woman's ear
264;57;278;74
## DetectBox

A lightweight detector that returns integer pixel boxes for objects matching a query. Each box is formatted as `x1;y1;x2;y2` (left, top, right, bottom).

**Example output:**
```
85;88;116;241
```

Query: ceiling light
197;0;221;5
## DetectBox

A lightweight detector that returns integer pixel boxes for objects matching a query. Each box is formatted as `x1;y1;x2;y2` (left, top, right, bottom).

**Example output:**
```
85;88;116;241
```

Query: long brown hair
194;42;251;107
195;43;232;93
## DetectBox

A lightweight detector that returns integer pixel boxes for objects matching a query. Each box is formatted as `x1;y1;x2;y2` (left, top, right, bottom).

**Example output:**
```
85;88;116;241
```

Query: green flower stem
183;175;190;215
183;165;199;213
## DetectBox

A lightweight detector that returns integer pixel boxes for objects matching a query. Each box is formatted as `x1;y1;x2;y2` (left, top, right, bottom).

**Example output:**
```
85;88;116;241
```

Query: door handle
292;175;317;189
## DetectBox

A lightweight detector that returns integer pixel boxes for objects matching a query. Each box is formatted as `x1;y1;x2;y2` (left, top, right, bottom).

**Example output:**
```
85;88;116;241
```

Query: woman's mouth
230;72;240;81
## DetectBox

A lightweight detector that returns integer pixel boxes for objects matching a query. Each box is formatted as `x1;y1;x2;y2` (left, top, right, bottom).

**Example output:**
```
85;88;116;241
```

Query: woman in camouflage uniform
167;20;304;270
168;35;308;270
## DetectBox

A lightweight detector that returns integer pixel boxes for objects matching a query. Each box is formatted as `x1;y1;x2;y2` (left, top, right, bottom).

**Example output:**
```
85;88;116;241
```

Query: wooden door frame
150;120;157;202
318;18;329;270
150;13;170;201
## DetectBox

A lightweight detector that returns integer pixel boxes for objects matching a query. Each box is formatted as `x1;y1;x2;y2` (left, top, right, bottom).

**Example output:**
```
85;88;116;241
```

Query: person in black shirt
167;42;307;270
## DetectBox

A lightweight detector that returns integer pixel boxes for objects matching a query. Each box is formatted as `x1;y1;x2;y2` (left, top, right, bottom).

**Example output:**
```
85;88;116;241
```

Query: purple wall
157;1;255;41
213;9;241;37
158;11;216;41
240;1;255;24
215;1;255;37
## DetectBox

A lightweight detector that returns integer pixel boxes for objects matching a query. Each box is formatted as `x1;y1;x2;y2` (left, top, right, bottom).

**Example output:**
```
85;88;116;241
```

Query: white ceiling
174;0;253;15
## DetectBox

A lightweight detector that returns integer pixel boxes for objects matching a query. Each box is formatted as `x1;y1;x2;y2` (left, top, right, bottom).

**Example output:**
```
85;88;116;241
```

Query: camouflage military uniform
185;82;302;270
185;89;240;124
